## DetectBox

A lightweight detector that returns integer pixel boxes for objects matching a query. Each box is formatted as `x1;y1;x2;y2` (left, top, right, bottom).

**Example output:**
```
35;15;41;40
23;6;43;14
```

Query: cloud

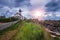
0;6;20;17
0;0;31;7
21;6;32;19
0;0;32;18
45;0;60;12
43;12;60;20
30;0;52;20
30;0;51;8
0;6;32;18
0;6;10;16
44;0;60;20
0;0;60;20
15;0;31;7
55;12;60;17
0;0;15;7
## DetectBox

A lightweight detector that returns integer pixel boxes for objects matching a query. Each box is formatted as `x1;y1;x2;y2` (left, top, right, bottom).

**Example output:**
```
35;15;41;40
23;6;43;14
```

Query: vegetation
0;17;18;22
13;22;44;40
0;20;60;40
0;20;23;35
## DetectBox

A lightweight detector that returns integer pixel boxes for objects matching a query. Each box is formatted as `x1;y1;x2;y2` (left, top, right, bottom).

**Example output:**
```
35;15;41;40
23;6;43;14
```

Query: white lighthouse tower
14;9;24;20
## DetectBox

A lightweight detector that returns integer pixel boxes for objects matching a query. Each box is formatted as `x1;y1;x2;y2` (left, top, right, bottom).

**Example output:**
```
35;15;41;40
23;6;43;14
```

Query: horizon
0;0;60;20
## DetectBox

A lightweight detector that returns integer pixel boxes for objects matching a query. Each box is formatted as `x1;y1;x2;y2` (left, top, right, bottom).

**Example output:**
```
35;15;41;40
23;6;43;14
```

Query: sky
0;0;60;20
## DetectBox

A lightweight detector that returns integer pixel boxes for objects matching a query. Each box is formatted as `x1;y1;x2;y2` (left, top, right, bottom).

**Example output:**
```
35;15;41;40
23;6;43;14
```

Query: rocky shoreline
41;20;60;37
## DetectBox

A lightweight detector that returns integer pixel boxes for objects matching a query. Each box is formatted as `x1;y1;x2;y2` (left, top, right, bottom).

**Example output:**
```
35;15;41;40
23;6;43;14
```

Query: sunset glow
32;8;45;19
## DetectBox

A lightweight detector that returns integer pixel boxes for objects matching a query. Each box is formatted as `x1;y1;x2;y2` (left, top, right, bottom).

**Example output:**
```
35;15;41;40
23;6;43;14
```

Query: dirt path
0;30;17;40
0;21;18;30
0;21;23;40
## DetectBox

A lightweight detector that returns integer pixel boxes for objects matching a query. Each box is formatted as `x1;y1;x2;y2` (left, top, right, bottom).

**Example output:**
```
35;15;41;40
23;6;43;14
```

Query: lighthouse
14;9;24;20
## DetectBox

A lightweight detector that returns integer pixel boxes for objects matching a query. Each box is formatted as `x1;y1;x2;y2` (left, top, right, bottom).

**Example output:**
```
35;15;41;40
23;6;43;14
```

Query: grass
0;20;23;35
0;18;18;22
0;20;60;40
13;22;60;40
0;20;24;40
13;22;45;40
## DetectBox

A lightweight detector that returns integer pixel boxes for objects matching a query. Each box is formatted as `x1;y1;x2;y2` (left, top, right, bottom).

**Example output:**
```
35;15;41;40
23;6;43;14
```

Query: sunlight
32;8;45;19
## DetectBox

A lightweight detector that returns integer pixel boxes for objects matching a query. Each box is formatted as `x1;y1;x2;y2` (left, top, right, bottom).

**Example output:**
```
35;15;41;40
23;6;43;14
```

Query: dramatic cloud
55;12;60;17
45;0;60;20
0;0;60;20
45;0;60;12
0;0;31;18
30;0;51;7
0;0;15;7
0;6;20;17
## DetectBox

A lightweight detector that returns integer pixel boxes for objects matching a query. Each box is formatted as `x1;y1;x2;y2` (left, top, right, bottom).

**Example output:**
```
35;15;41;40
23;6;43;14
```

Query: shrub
0;18;18;22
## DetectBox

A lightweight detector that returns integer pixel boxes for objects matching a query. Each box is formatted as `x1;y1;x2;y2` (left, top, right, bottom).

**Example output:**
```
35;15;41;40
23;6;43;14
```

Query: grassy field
0;18;18;22
0;20;23;40
13;22;45;40
0;20;60;40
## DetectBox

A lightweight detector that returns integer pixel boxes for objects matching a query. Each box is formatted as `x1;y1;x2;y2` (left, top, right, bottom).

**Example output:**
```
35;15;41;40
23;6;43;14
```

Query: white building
12;9;24;20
